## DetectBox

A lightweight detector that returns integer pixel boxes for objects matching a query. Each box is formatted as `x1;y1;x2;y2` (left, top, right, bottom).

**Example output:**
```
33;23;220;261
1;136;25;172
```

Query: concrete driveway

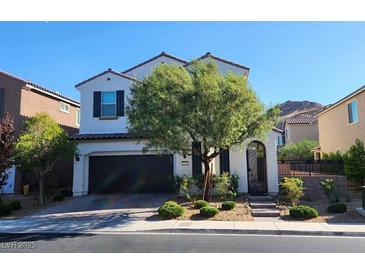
0;194;173;234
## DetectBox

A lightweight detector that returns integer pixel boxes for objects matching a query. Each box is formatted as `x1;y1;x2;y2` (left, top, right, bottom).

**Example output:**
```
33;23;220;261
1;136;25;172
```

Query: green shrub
212;172;239;199
9;200;21;210
221;201;236;210
344;139;365;185
0;203;13;216
327;202;347;213
278;139;319;160
320;178;340;202
158;203;185;219
194;200;209;209
200;206;219;218
279;177;304;206
164;200;179;206
289;205;319;219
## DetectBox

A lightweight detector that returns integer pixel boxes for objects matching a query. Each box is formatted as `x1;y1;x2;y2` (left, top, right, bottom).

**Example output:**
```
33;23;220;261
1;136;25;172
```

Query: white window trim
59;102;70;113
76;109;80;126
101;91;117;118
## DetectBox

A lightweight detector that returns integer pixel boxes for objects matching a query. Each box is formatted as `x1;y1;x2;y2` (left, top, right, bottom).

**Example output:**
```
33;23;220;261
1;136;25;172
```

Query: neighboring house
282;113;319;145
0;70;80;193
72;52;281;197
316;85;365;157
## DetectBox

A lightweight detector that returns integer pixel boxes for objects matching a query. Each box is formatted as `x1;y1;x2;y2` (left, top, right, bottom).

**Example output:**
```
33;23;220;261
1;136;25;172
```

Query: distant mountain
276;100;324;129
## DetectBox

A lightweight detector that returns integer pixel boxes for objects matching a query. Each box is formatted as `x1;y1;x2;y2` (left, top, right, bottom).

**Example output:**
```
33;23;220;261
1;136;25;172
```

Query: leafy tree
278;139;319;160
0;113;16;194
127;61;279;200
344;139;365;186
14;113;76;205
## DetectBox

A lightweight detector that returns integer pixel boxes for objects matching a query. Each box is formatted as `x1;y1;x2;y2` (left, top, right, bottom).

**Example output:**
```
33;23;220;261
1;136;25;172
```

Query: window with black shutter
93;91;101;117
116;90;125;117
192;142;202;176
219;149;230;174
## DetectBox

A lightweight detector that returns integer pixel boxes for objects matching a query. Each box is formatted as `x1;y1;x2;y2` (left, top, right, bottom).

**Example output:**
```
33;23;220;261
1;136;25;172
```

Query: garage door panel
89;155;174;193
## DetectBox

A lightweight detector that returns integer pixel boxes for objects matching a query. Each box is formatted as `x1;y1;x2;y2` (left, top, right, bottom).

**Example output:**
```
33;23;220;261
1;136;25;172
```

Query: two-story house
0;70;80;193
317;85;365;156
72;52;281;196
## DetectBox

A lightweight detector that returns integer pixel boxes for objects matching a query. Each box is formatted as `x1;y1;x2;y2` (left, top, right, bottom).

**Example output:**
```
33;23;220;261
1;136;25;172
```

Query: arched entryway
246;141;268;195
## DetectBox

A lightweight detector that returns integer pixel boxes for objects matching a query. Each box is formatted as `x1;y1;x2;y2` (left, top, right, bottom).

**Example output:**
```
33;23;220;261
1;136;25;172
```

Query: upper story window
76;109;80;126
101;91;116;117
347;100;358;124
276;135;284;146
59;102;70;113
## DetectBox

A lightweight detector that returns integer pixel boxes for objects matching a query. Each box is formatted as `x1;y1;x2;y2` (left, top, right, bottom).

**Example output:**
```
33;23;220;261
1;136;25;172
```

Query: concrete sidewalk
95;220;365;237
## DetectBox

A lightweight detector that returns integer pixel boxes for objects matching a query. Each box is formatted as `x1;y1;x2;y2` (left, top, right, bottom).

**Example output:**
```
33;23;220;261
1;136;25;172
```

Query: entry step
251;208;281;217
249;201;277;209
248;195;273;202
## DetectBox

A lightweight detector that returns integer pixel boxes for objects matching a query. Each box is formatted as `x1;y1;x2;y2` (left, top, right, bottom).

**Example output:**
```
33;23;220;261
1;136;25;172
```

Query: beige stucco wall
20;87;80;134
285;123;319;144
318;91;365;154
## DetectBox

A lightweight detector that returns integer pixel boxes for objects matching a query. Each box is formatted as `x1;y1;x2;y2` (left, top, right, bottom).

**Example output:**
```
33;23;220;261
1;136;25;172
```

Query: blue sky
0;22;364;106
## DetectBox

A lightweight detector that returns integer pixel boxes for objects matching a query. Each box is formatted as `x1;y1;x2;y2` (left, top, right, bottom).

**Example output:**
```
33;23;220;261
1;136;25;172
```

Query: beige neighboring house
282;113;319;145
0;70;80;194
316;85;365;158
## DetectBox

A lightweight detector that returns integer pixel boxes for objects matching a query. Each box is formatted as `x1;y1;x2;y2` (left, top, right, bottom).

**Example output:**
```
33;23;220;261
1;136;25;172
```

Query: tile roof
286;114;318;125
0;70;80;106
70;133;145;141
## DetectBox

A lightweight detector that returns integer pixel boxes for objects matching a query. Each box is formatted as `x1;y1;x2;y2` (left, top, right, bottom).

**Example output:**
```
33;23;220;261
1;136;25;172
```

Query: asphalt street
1;232;365;252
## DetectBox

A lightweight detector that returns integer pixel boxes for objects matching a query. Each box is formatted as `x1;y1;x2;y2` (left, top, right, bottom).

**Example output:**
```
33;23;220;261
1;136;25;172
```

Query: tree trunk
202;159;212;201
39;176;45;206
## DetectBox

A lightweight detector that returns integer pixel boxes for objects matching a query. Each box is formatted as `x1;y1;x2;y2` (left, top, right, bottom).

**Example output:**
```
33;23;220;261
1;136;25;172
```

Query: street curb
136;228;365;237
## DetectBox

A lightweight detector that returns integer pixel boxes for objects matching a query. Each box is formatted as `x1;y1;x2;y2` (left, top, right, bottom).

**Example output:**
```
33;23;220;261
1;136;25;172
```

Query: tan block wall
318;92;365;154
285;123;319;144
20;87;80;134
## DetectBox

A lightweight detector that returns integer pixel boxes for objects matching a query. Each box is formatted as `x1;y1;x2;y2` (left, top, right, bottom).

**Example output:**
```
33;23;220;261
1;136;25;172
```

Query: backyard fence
277;160;344;176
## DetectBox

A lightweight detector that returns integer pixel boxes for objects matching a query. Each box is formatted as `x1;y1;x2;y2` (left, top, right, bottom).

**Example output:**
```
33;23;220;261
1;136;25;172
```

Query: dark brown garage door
89;154;174;194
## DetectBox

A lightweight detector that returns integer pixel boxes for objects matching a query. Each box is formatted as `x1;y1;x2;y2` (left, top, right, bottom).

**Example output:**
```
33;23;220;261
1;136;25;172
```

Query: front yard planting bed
163;196;253;221
278;187;365;223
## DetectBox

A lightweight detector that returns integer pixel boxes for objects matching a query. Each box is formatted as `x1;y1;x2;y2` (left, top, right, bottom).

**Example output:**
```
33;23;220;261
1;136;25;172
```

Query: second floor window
347;100;358;124
60;102;70;113
101;91;116;117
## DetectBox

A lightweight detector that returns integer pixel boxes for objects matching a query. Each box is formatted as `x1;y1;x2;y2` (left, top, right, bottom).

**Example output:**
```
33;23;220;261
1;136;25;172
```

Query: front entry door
246;141;267;195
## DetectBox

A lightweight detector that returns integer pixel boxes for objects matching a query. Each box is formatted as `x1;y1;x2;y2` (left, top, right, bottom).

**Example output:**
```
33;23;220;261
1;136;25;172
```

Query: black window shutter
348;103;353;123
116;90;125;117
192;142;202;176
0;88;5;118
219;149;230;174
93;91;101;117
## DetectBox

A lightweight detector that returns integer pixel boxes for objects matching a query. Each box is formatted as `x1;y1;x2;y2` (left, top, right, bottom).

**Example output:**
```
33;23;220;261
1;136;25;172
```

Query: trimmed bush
194;200;208;209
9;200;21;211
158;203;185;219
0;203;13;216
327;202;347;213
221;201;236;210
200;206;219;218
289;205;318;219
164;200;179;206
